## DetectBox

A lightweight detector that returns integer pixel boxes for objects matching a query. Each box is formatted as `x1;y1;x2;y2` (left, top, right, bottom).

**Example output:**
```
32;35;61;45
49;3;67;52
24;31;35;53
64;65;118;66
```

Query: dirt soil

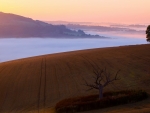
0;44;150;113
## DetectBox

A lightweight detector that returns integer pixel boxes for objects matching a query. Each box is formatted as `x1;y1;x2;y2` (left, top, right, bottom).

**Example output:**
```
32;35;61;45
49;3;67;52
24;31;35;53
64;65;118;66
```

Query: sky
0;0;150;24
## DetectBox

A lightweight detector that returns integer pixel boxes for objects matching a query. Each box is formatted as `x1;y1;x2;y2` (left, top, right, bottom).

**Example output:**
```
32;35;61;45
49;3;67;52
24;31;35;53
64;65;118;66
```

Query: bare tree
84;68;120;99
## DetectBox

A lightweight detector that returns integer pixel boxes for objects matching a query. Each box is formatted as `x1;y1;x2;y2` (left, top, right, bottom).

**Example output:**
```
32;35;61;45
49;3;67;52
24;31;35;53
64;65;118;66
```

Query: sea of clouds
0;36;147;63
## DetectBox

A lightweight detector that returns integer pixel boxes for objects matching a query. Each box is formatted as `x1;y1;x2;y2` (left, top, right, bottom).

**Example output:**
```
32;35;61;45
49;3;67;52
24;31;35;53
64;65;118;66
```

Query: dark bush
55;90;148;113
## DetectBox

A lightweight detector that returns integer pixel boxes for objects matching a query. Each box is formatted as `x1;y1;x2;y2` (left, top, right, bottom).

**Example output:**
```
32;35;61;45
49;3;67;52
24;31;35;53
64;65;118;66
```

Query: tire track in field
64;60;81;94
44;61;60;105
0;66;6;73
80;55;99;71
55;59;75;98
130;54;150;63
37;58;47;112
15;61;42;112
60;60;77;96
0;67;13;111
43;58;46;111
0;65;22;112
37;59;43;113
10;65;26;112
54;62;63;99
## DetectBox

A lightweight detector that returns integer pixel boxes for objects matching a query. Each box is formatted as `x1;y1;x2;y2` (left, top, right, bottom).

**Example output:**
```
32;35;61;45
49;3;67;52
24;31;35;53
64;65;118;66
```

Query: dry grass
0;44;150;113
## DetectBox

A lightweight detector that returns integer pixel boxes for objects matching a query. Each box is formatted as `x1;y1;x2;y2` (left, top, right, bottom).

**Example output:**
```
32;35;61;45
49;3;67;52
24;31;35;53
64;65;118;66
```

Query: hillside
0;12;100;38
0;44;150;112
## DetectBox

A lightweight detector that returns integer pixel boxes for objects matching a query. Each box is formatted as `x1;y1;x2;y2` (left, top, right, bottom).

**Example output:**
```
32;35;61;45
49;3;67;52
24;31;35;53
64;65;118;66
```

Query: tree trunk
99;85;103;99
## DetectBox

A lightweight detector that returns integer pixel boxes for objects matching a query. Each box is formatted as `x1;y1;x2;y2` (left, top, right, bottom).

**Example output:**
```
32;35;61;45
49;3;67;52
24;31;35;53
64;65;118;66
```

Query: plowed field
0;44;150;113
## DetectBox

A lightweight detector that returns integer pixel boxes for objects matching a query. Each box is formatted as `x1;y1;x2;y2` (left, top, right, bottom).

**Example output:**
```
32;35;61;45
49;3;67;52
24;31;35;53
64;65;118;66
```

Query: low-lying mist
0;37;147;63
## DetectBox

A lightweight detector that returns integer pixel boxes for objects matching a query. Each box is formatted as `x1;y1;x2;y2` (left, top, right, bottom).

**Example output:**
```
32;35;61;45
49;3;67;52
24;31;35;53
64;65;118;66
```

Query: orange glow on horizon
0;0;150;24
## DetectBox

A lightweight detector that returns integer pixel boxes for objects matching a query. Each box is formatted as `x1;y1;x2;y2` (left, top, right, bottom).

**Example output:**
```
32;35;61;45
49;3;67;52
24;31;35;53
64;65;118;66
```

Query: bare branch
85;83;98;89
103;69;120;87
84;66;121;99
93;69;104;85
115;69;121;80
84;78;99;90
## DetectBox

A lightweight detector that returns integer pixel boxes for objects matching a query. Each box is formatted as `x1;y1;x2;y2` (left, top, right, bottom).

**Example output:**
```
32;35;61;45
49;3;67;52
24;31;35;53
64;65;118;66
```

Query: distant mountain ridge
47;21;145;33
0;12;101;38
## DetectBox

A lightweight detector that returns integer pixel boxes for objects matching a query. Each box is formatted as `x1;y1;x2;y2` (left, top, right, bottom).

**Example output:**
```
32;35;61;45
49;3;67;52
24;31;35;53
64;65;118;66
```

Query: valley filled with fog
0;29;147;63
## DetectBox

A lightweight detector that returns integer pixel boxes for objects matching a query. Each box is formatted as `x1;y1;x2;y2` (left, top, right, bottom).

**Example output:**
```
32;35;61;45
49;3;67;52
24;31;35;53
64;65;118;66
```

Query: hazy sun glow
0;0;150;24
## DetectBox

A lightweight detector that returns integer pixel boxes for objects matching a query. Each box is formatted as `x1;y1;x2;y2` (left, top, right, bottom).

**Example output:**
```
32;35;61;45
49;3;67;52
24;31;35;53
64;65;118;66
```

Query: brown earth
0;44;150;113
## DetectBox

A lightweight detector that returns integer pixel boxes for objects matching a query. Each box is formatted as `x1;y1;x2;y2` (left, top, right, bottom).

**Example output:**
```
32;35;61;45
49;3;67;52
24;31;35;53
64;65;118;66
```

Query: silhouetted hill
0;12;101;38
66;24;144;33
46;21;145;33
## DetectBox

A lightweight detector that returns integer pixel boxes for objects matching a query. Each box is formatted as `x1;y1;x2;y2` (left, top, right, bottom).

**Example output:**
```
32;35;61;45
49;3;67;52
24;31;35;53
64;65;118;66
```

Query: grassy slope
0;44;150;113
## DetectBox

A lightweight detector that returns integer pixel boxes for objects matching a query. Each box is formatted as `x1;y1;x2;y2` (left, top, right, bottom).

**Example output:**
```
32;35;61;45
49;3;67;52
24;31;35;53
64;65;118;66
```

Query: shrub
55;90;148;113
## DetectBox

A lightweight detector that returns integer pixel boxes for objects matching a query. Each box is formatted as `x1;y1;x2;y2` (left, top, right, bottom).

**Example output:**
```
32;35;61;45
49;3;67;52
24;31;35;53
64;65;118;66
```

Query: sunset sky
0;0;150;24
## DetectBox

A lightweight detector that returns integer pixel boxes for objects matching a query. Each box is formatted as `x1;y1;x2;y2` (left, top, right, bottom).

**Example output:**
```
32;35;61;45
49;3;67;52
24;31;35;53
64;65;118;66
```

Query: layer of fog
0;37;147;63
84;30;145;39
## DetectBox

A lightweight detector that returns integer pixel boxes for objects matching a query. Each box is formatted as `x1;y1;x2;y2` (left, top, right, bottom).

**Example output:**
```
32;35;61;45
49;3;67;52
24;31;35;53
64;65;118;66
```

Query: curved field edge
0;44;149;112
